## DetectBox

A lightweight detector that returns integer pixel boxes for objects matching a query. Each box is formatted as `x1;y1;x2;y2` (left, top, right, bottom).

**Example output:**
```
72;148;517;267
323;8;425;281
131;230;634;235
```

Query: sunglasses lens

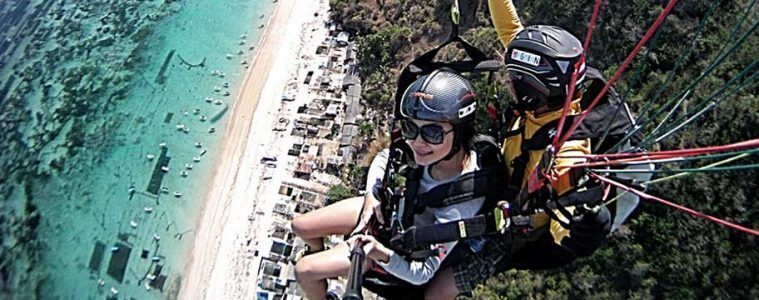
401;120;418;140
420;125;445;144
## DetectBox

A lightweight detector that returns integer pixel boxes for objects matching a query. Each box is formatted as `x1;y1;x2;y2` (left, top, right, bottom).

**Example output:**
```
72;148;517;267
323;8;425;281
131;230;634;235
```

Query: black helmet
400;68;477;125
399;68;477;161
504;25;586;111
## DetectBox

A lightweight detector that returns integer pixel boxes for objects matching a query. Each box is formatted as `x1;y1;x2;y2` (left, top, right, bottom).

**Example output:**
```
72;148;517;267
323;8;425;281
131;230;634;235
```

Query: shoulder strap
400;167;424;229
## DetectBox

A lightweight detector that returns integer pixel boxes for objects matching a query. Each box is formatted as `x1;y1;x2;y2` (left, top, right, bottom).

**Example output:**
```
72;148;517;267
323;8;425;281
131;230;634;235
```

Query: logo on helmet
412;92;434;100
458;102;476;118
511;49;541;67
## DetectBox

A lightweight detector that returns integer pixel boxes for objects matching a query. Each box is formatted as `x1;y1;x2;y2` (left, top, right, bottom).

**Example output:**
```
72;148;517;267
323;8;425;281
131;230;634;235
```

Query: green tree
325;183;352;206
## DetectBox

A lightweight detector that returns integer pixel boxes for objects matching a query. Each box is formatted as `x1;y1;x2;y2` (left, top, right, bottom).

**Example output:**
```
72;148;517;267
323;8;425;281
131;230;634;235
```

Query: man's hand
561;204;611;257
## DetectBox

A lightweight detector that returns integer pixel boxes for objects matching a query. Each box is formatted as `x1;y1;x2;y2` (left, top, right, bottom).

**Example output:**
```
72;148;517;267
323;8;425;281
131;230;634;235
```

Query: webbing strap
397;185;607;250
415;166;510;208
398;213;499;251
401;168;425;228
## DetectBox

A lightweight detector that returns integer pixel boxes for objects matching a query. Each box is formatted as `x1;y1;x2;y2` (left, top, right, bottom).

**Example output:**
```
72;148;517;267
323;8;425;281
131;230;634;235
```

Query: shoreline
178;0;304;298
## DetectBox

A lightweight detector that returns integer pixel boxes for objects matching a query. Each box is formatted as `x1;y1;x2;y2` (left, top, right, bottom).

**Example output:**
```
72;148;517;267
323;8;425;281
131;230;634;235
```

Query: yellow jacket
490;0;591;244
488;0;524;47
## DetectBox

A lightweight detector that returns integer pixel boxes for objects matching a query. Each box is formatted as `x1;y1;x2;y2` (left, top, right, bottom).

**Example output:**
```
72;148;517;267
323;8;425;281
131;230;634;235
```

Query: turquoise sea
0;0;273;298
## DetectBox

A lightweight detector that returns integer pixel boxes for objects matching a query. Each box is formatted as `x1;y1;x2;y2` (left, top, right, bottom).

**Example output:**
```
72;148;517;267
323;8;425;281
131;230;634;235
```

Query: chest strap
414;166;512;210
393;185;605;251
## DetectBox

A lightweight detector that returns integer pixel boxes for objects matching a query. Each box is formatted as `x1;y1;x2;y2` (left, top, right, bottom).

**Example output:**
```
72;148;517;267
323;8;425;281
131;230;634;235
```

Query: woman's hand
347;234;392;264
350;193;384;235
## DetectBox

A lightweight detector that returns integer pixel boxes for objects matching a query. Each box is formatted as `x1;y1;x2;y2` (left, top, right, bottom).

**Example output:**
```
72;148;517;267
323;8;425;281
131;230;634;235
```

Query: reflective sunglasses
400;119;454;145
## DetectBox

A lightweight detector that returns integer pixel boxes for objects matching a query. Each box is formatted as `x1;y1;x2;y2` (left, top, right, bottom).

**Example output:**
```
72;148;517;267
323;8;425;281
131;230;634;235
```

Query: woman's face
402;119;455;166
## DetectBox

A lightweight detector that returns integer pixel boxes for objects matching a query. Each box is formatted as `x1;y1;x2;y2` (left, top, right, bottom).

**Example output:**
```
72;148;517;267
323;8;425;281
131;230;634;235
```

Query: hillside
330;0;758;298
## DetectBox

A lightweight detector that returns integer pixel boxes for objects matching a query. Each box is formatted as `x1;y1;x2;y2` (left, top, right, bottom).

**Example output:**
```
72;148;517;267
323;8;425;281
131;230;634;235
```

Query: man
425;1;612;297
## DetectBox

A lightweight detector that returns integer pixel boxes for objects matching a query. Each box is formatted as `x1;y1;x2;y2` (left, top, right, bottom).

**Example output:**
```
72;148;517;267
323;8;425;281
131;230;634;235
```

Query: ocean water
0;0;273;298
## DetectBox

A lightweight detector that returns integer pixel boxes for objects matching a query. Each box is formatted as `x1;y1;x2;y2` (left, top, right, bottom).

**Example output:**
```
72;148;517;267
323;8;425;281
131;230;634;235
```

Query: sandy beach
178;0;323;298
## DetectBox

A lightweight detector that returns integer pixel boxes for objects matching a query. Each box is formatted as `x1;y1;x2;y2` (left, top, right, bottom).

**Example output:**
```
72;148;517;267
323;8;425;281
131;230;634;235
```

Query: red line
583;0;603;52
553;60;583;147
592;174;759;236
557;0;680;147
558;139;759;160
553;0;602;147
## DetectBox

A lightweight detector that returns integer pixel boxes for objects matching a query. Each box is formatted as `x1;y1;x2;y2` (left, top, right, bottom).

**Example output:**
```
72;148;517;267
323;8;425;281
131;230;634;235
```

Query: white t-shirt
365;149;485;285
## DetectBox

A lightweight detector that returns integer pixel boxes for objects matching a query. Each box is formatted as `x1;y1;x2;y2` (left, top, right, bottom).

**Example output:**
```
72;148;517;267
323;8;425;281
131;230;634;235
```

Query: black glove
561;205;611;257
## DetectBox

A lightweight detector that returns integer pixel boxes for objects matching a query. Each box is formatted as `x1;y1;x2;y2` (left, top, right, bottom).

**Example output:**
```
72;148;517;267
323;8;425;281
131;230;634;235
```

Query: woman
292;68;488;299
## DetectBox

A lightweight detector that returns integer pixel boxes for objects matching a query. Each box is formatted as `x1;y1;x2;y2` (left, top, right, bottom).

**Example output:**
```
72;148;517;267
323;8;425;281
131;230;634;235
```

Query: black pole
342;244;365;300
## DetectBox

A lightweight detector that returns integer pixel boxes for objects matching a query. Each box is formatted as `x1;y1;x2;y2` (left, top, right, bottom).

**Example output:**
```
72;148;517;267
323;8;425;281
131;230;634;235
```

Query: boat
98;279;105;286
214;86;221;92
200;116;207;122
193;108;200;115
147;274;156;280
258;24;264;29
219;72;226;78
209;127;216;133
160;186;169;194
237;50;244;55
161;166;169;172
130;220;138;228
214;100;223;105
223;82;230;88
174;192;182;198
205;97;213;103
260;14;265;19
195;142;203;148
226;53;233;59
240;34;247;39
211;70;219;76
223;91;230;96
240;60;248;65
180;171;188;177
176;124;185;131
159;142;167;148
238;40;246;45
201;148;208;156
111;287;119;295
144;207;153;213
193;157;201;162
154;234;161;240
144;282;151;291
185;164;193;170
146;154;155;160
183;127;190;133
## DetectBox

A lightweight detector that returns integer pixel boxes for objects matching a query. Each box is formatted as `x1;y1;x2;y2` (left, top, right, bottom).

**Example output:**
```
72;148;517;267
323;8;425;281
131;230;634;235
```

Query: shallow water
0;0;272;298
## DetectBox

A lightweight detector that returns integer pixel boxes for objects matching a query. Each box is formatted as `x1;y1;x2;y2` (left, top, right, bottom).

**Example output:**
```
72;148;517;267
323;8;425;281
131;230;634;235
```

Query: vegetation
331;0;758;298
325;183;353;206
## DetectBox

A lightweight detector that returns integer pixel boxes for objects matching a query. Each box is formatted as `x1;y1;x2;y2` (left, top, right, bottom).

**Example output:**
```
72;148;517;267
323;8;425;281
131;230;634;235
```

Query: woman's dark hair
456;122;477;153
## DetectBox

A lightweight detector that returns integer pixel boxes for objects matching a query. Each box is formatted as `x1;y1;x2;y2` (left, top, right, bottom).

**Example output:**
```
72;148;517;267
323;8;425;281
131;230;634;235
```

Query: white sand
178;0;325;298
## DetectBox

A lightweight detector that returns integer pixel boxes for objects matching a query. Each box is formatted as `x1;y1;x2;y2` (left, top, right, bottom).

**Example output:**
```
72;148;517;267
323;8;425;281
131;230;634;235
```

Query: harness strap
414;166;511;209
508;115;582;189
400;168;424;229
395;212;500;251
394;186;606;250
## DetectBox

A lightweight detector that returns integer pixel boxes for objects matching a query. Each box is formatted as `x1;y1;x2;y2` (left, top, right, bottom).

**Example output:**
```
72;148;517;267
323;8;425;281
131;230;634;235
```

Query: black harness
382;136;516;259
383;66;644;252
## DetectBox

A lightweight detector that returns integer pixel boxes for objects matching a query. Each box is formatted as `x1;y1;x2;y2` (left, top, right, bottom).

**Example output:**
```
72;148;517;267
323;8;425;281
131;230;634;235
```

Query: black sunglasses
400;119;454;145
